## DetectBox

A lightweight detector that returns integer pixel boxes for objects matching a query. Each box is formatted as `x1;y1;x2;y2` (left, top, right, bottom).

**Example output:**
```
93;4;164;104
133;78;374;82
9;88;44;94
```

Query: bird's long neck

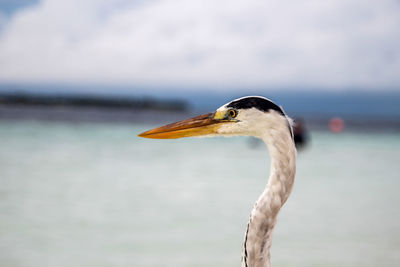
242;124;296;267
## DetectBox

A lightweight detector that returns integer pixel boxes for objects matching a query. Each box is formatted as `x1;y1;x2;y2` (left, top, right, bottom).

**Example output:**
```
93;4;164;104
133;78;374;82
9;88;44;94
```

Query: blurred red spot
329;117;345;133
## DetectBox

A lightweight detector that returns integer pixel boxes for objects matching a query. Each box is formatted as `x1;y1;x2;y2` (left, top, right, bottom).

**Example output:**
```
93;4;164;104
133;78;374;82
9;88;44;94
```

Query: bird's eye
228;109;237;118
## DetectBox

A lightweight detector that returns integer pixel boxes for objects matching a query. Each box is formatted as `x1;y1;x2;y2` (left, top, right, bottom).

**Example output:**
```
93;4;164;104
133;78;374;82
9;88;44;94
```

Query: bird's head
138;96;293;139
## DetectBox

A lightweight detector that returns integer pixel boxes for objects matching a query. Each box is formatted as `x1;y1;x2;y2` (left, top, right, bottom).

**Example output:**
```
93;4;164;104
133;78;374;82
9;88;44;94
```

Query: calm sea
0;120;399;267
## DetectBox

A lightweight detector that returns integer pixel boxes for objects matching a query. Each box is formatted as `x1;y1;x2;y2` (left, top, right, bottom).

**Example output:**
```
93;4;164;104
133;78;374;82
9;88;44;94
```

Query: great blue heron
138;96;296;267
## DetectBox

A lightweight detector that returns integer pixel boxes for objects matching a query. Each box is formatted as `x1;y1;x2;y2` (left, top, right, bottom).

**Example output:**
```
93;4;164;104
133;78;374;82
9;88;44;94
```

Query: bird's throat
242;126;296;267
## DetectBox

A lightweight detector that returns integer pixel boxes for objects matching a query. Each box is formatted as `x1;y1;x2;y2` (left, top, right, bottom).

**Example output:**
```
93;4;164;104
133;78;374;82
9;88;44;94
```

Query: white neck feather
241;117;296;267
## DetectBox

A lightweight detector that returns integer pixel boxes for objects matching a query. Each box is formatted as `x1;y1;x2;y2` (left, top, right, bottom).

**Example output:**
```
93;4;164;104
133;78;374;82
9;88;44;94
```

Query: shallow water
0;121;399;267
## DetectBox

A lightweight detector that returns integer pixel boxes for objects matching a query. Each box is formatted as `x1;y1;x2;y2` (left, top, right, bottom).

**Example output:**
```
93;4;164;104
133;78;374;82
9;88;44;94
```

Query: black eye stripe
227;97;284;116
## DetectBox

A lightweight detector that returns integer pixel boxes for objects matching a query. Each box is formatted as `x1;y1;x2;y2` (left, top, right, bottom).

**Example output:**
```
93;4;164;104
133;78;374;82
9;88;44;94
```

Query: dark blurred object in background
293;118;309;149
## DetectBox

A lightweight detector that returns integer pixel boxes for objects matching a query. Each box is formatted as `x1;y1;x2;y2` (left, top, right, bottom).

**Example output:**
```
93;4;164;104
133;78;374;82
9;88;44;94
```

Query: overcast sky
0;0;399;91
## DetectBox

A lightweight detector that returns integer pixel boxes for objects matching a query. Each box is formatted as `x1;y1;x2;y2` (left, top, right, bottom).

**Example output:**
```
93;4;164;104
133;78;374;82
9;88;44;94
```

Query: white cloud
0;0;399;90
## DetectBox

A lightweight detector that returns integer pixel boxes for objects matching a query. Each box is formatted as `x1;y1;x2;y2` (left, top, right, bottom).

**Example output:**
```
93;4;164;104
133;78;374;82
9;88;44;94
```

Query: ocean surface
0;120;399;267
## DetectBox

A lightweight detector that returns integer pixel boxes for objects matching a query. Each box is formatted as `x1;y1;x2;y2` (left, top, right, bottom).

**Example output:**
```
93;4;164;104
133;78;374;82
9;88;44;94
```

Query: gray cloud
0;0;399;90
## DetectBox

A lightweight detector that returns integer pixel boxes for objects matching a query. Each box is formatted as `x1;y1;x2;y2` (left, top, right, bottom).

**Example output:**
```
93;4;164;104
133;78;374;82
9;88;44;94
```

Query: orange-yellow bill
138;112;229;139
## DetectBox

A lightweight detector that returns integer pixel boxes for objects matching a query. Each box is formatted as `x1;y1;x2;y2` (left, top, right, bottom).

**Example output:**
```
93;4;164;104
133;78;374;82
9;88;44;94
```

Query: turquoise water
0;121;399;267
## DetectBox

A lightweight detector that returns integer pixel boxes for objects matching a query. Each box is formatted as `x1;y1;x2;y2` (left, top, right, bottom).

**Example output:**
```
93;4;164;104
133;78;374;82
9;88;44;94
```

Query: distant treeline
0;93;188;112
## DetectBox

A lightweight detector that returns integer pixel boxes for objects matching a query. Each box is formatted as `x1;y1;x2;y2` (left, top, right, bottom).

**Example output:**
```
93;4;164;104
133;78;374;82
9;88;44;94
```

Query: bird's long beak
138;112;230;139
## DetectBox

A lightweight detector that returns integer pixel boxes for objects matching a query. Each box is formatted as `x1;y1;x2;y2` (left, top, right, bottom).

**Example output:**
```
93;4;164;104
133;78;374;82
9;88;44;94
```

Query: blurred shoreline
0;92;191;124
0;92;187;111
